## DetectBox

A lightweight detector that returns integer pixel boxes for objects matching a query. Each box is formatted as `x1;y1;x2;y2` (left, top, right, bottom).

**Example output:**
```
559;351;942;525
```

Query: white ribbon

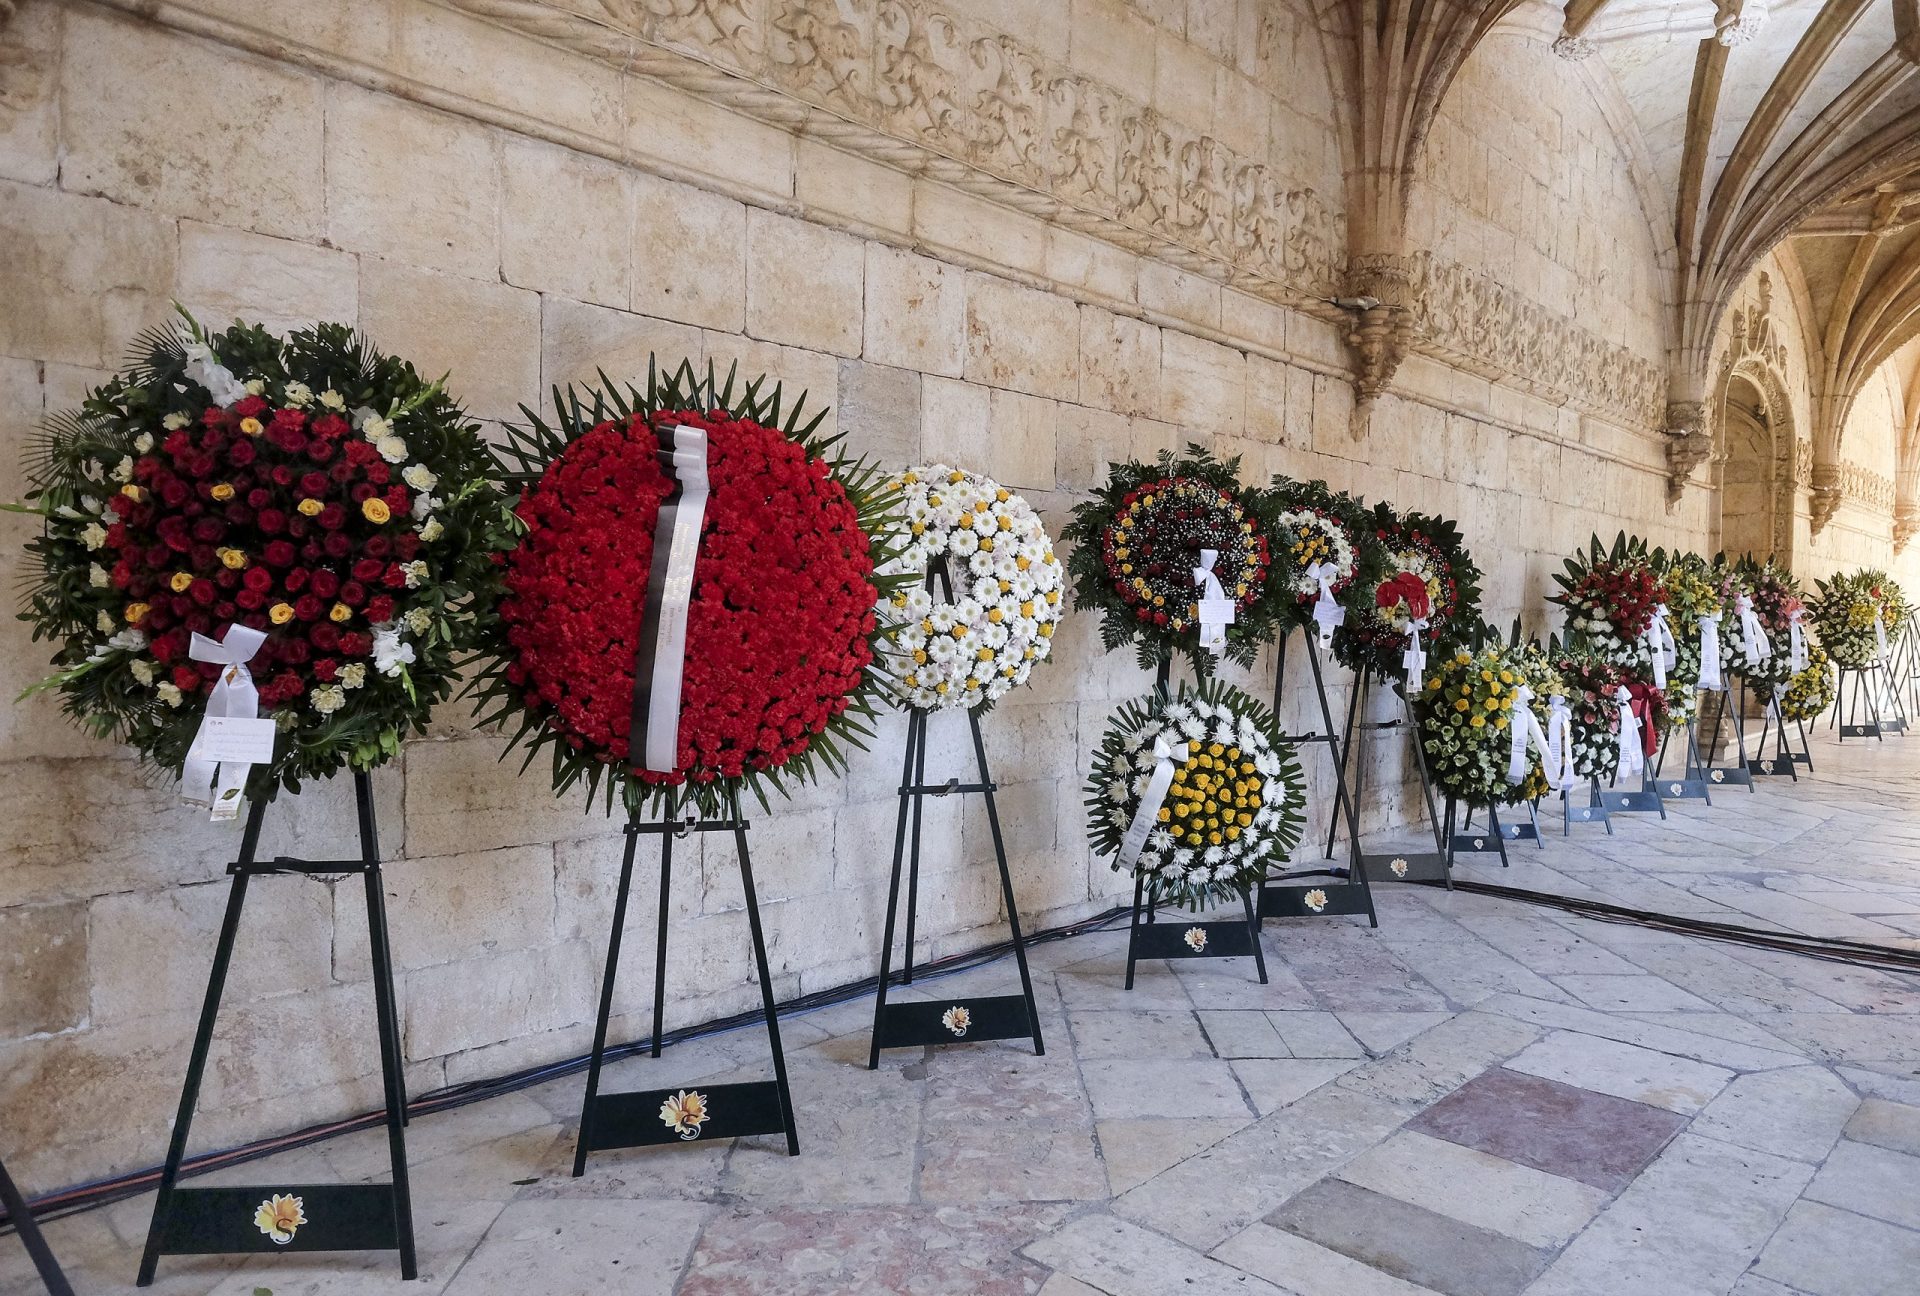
1698;613;1724;690
1642;604;1676;690
641;425;710;772
1874;607;1890;664
1402;616;1429;691
182;624;269;820
1734;593;1771;664
1192;548;1233;657
1306;561;1344;649
182;340;249;409
1787;607;1808;672
1504;684;1545;786
1116;735;1190;873
1544;694;1576;791
1614;685;1644;779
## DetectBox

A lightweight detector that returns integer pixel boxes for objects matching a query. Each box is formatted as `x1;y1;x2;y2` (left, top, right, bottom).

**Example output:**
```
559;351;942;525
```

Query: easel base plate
1130;919;1255;960
149;1183;401;1255
1746;757;1796;777
583;1080;787;1152
1655;777;1710;800
1259;884;1370;918
1362;850;1448;883
1599;790;1664;813
873;993;1034;1051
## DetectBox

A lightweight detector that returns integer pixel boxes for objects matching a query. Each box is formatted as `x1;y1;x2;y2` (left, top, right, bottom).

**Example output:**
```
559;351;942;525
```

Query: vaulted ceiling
1554;0;1920;515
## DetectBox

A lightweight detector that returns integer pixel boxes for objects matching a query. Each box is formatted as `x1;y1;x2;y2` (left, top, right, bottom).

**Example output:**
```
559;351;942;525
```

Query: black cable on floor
1418;877;1920;975
0;904;1133;1232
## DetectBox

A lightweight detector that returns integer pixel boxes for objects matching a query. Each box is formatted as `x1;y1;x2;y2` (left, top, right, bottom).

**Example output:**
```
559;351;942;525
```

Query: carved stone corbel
1343;252;1419;432
1895;505;1918;553
1808;461;1841;536
1714;0;1769;48
1664;400;1713;506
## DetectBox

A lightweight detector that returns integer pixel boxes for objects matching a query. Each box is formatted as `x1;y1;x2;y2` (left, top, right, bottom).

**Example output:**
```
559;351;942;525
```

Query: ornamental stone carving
444;0;1662;431
1663;401;1714;505
1809;461;1841;536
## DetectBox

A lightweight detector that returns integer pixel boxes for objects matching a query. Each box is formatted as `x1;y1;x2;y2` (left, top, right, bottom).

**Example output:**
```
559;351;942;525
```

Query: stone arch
1713;356;1799;566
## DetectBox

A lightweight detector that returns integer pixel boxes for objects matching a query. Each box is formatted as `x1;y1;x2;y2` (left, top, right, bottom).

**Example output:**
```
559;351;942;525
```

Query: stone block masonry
0;0;1848;1195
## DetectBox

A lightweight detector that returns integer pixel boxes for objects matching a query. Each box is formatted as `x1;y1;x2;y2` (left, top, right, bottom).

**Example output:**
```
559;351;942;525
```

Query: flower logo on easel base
1670;783;1683;796
660;1089;710;1141
1709;769;1726;783
1473;838;1485;850
253;1194;306;1245
1183;926;1208;952
1303;889;1328;913
1390;857;1409;878
941;1006;972;1037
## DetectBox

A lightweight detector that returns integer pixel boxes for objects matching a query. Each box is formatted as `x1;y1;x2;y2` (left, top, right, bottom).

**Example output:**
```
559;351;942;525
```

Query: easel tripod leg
730;790;799;1157
869;711;919;1071
573;819;640;1178
968;708;1044;1055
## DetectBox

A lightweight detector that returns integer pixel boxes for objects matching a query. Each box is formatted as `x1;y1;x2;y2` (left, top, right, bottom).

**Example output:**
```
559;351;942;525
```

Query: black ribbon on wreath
630;420;712;775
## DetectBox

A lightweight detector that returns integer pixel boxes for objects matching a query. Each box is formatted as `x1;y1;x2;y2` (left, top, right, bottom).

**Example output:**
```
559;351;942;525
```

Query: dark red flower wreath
477;364;905;815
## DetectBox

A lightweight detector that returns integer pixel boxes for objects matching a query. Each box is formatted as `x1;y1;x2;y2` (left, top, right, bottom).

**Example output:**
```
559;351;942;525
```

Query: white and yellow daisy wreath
880;464;1066;711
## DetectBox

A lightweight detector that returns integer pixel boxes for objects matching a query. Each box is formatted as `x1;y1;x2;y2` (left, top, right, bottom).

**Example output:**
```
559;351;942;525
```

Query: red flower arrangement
20;315;512;794
474;363;906;815
1062;446;1285;674
1555;650;1668;780
1335;505;1482;680
1551;532;1668;666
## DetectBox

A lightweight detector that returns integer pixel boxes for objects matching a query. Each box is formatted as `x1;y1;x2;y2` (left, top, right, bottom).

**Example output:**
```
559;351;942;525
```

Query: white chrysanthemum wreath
1085;678;1305;910
880;463;1065;711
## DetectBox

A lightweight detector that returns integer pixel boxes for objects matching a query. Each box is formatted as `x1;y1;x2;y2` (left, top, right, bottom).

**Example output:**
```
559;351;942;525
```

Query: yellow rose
239;417;264;436
361;498;392;525
124;602;150;624
210;483;235;502
218;548;248;570
297;498;324;517
170;572;194;593
119;484;144;503
329;602;353;623
269;602;295;625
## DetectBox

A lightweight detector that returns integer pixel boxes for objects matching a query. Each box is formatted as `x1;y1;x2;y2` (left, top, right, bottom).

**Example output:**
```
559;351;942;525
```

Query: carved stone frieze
1834;461;1894;514
440;0;1664;430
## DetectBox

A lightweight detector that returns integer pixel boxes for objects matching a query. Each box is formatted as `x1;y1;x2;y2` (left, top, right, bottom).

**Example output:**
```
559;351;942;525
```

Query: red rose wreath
473;363;907;816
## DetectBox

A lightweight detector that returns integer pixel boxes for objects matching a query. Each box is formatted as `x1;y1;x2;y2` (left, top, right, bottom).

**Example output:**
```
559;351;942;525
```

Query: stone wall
0;0;1719;1190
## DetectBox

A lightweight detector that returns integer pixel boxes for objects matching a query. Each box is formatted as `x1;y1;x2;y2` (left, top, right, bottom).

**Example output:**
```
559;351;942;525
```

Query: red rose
365;595;394;623
340;581;366;607
313;414;350;440
172;665;201;692
317;503;346;531
233;395;269;419
264;540;297;567
293;594;324;622
309;570;341;599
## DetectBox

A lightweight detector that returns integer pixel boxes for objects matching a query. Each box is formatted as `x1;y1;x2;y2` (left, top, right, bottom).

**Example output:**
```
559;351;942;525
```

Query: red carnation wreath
475;364;906;815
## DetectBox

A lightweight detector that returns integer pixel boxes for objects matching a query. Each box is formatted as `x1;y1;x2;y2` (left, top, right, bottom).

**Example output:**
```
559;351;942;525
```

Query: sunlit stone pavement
8;727;1920;1296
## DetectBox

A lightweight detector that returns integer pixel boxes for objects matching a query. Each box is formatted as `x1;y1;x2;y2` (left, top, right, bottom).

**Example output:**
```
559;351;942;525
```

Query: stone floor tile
1407;1066;1686;1190
1752;1200;1920;1296
1055;966;1194;1011
1523;1133;1812;1296
1335;1129;1608;1247
1212;1221;1441;1295
1479;993;1807;1070
686;1204;1068;1295
1264;1177;1551;1296
1195;1009;1289;1057
916;1123;1108;1202
1231;1058;1361;1114
1109;1081;1409;1249
1803;1139;1920;1230
441;1198;709;1295
1079;1058;1253;1120
1069;1008;1212;1059
1843;1097;1920;1156
1022;1212;1291;1296
1334;1010;1452;1056
923;1045;1091;1126
1332;1010;1541;1113
1502;1029;1733;1114
1035;1276;1106;1296
1268;1010;1366;1058
1548;973;1722;1013
1093;1117;1251;1194
1690;1066;1859;1162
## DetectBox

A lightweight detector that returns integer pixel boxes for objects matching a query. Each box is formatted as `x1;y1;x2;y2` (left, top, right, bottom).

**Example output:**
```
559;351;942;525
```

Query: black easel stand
1698;684;1758;790
1651;707;1713;802
1449;798;1541;859
1833;663;1893;741
1257;627;1377;925
868;709;1044;1064
1742;680;1802;779
1;1156;74;1296
1599;754;1667;816
1562;778;1614;835
1332;664;1449;886
1124;657;1269;990
137;773;414;1286
573;791;799;1171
